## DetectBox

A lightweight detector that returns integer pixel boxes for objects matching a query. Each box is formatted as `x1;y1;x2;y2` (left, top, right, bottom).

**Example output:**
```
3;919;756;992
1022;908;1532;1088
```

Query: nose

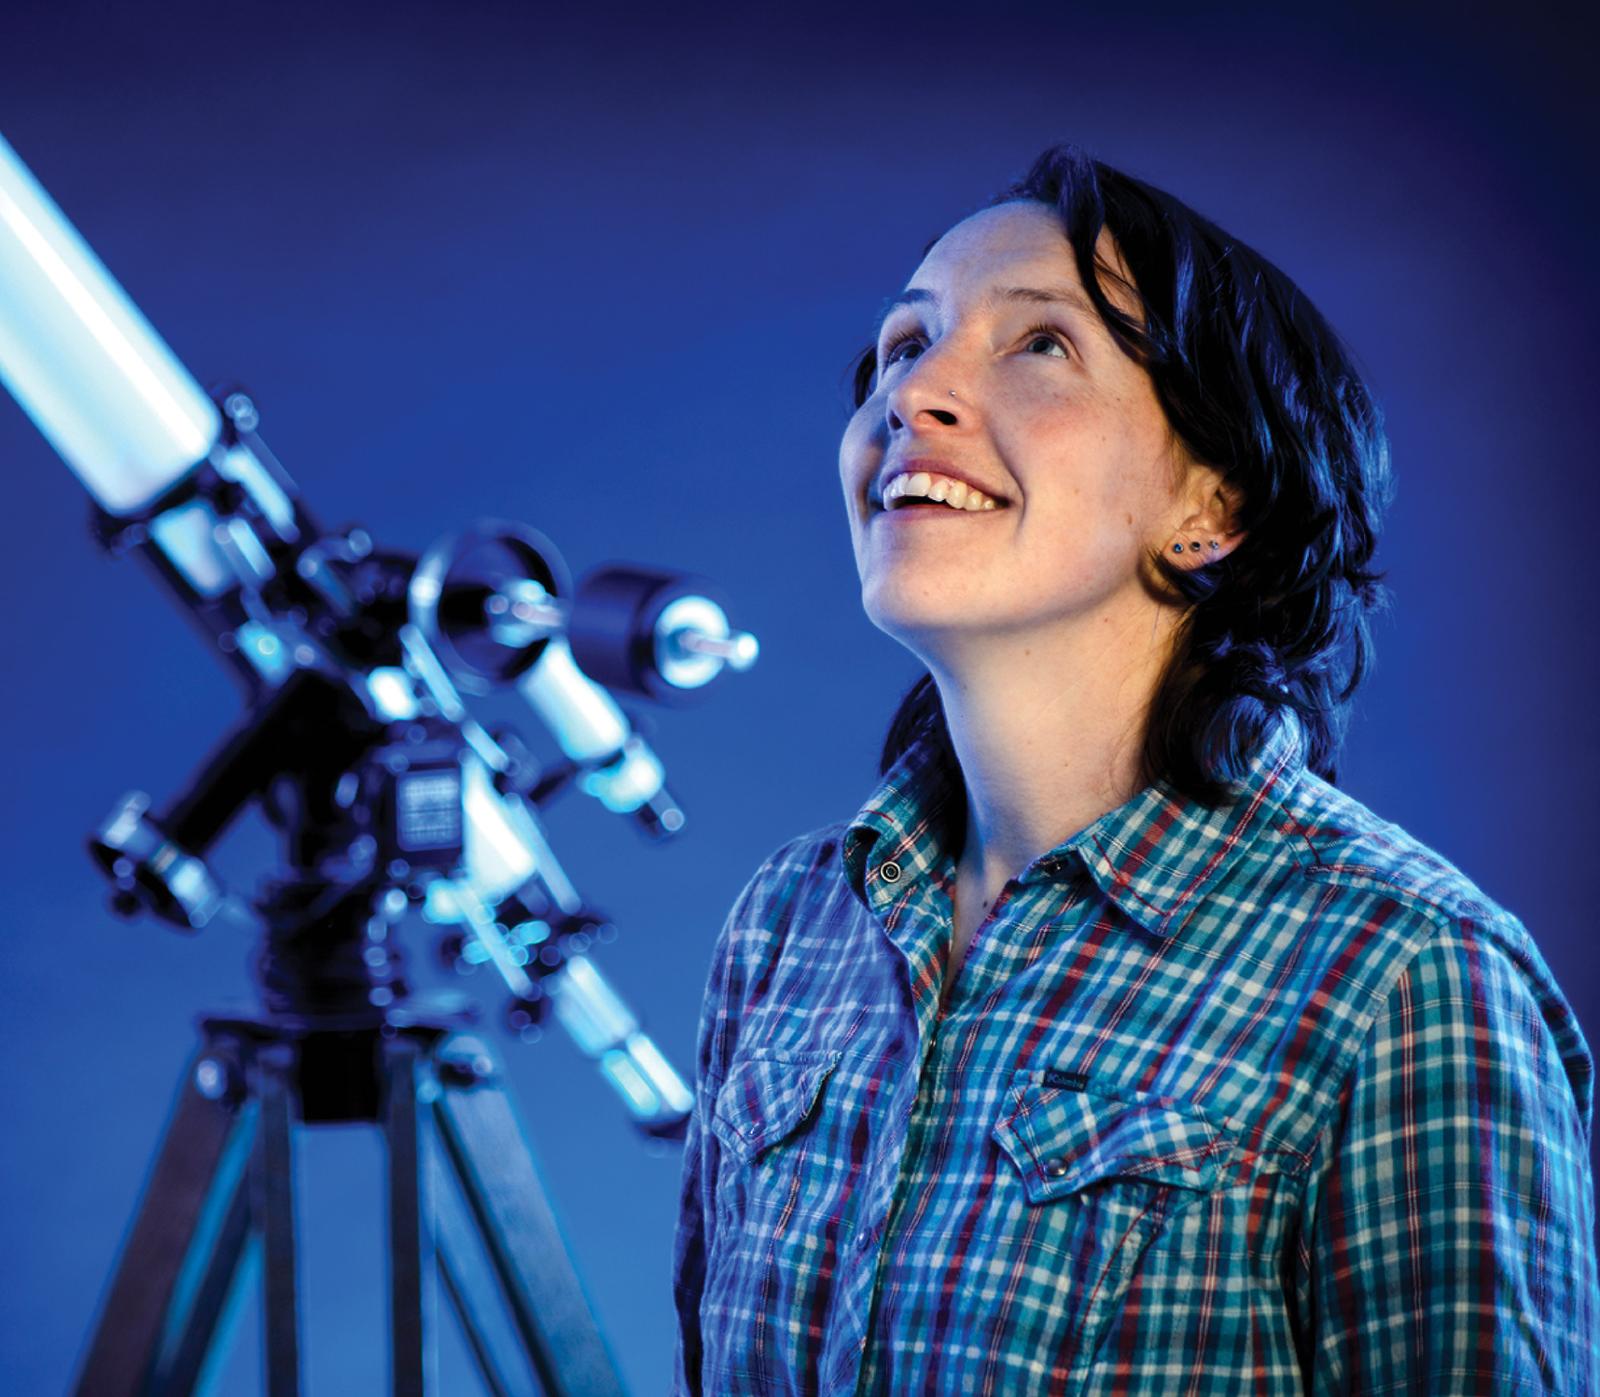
884;348;963;435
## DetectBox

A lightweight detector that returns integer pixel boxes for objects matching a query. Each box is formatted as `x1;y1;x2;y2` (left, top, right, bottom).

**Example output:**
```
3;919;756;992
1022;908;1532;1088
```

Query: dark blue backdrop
2;2;1594;1391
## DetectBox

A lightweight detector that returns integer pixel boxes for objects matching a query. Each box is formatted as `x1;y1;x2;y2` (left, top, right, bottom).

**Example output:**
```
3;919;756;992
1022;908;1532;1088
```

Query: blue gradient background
1;2;1594;1391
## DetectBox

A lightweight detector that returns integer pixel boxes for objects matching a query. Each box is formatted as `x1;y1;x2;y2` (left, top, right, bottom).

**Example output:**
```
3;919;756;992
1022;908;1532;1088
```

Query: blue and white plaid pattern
671;709;1598;1393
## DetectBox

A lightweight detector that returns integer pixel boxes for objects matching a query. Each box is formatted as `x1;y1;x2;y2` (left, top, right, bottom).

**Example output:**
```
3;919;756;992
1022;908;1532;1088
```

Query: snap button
879;860;902;884
1042;1156;1070;1179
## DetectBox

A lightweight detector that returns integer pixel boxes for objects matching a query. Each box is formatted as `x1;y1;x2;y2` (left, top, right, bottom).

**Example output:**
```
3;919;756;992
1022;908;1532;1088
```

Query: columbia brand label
1042;1068;1088;1092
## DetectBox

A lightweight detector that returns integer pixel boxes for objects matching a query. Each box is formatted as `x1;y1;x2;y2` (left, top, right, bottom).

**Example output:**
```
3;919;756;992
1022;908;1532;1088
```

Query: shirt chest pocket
985;1071;1239;1387
709;1049;843;1233
992;1071;1235;1200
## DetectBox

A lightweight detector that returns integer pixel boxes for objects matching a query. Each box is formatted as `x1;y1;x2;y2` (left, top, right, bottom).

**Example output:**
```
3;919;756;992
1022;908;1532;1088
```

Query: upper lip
872;459;1012;511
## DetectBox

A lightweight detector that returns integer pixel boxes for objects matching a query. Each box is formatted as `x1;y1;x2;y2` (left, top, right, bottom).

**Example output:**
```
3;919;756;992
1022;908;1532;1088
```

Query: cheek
1003;376;1099;440
838;403;880;489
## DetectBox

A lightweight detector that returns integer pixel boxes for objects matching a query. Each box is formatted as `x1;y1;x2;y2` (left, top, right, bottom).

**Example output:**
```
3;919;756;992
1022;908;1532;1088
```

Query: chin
861;585;976;650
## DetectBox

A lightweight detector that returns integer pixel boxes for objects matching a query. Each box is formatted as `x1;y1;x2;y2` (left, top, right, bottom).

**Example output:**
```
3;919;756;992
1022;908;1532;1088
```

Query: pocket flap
711;1051;841;1164
992;1072;1234;1203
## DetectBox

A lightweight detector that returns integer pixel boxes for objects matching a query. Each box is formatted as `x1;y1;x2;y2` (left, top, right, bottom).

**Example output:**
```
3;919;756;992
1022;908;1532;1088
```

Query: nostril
928;408;957;425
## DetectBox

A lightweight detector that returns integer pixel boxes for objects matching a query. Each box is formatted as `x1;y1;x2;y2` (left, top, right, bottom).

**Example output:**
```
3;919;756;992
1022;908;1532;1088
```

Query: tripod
72;879;630;1396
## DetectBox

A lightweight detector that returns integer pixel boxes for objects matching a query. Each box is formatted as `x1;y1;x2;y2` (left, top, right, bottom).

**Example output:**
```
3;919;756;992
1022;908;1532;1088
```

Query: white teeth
883;471;1000;512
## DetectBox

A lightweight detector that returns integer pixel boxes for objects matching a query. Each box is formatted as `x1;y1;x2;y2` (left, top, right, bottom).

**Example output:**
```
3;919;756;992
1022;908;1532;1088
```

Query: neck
928;595;1180;902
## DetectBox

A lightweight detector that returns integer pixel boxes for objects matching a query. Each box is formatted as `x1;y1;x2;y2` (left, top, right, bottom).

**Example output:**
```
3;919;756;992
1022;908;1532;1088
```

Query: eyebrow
872;283;1099;339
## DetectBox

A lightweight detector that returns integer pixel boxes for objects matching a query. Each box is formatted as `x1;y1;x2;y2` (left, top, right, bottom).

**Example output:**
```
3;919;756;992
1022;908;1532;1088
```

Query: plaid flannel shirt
670;709;1597;1394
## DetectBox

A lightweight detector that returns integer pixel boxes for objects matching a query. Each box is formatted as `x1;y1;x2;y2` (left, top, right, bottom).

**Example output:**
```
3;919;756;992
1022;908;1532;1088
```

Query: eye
1021;323;1071;359
878;328;926;372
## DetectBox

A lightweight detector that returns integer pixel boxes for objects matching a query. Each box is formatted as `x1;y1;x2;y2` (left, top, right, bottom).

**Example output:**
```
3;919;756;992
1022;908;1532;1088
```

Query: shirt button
1042;1156;1070;1179
879;860;902;883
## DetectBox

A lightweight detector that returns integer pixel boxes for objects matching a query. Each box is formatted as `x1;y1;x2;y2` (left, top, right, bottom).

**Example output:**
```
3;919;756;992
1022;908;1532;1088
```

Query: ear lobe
1205;529;1246;562
1166;470;1247;564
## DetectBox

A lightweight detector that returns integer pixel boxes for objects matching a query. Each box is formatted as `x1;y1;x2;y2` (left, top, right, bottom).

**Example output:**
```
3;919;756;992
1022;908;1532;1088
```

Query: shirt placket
827;866;1040;1392
818;863;955;1395
833;872;1058;1394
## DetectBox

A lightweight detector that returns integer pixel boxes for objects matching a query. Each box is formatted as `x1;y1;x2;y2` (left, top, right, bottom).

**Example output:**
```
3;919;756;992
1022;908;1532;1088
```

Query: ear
1167;465;1246;567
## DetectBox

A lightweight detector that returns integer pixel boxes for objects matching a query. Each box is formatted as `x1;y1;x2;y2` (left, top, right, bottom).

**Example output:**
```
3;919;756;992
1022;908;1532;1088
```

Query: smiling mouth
870;492;1012;516
874;469;1011;515
870;502;1011;525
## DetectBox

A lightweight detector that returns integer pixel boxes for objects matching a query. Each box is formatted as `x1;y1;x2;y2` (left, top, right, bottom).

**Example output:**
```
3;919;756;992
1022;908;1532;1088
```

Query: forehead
914;202;1074;282
903;200;1136;320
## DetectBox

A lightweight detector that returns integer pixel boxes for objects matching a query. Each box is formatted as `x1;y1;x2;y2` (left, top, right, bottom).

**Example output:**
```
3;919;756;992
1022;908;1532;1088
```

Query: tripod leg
252;1042;300;1397
152;1167;254;1394
73;1043;249;1396
434;1159;527;1397
431;1040;628;1397
383;1035;437;1397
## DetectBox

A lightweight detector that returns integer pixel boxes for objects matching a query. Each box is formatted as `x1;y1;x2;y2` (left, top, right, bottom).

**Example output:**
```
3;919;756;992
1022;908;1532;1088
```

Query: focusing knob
88;791;226;932
568;566;756;702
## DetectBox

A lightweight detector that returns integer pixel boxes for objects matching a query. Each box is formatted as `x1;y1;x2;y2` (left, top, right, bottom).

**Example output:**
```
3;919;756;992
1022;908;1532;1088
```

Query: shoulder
1200;767;1592;1155
1269;769;1593;1139
718;819;854;951
692;820;856;1069
1261;766;1546;983
1276;766;1517;928
736;820;854;904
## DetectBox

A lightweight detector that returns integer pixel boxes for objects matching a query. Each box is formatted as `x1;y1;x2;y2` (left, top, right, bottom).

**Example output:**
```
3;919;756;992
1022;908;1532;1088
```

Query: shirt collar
841;706;1310;939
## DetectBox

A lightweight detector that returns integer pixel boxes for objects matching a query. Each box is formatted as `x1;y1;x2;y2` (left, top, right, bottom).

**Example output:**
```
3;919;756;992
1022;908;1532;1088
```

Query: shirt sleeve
1297;918;1599;1393
669;851;775;1396
669;1065;721;1397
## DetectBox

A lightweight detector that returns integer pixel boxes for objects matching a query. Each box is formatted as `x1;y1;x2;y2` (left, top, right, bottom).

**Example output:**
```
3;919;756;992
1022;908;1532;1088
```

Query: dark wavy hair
855;143;1394;806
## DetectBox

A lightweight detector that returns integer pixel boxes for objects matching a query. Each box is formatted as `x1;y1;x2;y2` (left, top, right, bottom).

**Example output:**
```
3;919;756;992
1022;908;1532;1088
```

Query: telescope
0;130;756;1394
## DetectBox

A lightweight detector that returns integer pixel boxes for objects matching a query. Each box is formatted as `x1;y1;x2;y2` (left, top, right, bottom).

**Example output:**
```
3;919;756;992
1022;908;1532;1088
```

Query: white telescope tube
0;132;219;513
517;637;668;815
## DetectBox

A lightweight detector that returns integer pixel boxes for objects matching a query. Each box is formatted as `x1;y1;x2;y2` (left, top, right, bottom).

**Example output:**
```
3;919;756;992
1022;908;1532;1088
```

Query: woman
670;144;1597;1395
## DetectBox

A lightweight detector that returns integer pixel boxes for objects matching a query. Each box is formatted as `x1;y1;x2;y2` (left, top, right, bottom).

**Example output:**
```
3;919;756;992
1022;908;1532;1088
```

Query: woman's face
839;200;1204;662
